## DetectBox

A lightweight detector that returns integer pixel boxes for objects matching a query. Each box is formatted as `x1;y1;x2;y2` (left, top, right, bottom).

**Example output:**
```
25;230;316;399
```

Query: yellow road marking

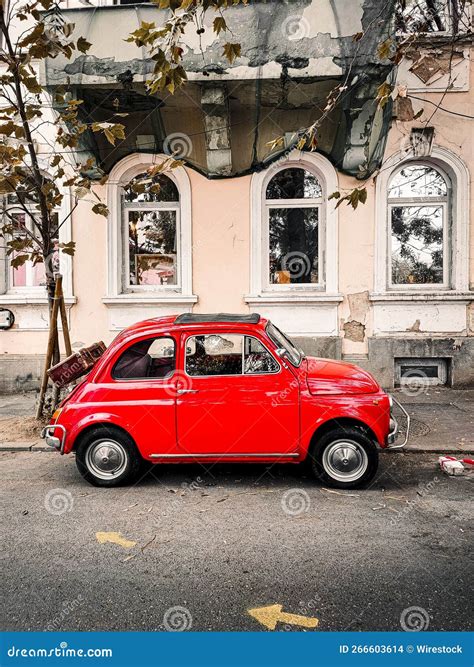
248;604;319;630
95;531;136;548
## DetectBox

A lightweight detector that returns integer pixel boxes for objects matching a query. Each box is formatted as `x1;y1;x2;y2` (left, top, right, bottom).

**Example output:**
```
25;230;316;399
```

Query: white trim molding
106;153;196;301
245;150;340;336
104;153;197;329
374;144;470;295
373;145;471;335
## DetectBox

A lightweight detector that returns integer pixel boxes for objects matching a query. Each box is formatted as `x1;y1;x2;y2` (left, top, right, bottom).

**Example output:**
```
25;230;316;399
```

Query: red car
42;314;409;489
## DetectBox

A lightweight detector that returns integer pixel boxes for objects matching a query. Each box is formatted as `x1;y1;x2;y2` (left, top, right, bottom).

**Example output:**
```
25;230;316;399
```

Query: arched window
106;154;194;309
264;167;323;288
374;146;469;297
122;172;180;289
388;163;449;287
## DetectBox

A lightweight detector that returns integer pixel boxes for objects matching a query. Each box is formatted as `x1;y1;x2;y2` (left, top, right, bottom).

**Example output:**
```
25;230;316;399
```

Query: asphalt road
1;450;472;632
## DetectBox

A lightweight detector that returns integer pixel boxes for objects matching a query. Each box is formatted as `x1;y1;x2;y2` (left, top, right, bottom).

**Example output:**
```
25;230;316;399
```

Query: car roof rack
174;313;261;325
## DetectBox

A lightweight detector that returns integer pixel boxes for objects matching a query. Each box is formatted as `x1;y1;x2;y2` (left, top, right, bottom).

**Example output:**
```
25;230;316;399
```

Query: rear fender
63;412;132;454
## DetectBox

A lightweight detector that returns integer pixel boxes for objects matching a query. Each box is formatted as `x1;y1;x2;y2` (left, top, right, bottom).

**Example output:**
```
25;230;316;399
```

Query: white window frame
248;150;339;301
0;187;73;303
122;198;181;294
264;187;324;292
387;163;450;290
105;153;195;306
373;145;470;298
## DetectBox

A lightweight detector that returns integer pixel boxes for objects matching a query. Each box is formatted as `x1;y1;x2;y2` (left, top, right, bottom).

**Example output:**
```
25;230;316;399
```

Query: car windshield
266;322;302;367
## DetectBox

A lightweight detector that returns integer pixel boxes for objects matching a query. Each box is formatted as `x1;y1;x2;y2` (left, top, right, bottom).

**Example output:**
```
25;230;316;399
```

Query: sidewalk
390;387;473;453
0;388;472;454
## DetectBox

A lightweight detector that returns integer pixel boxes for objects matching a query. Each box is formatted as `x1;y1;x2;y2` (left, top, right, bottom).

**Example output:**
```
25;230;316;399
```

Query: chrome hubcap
322;440;368;483
85;440;128;480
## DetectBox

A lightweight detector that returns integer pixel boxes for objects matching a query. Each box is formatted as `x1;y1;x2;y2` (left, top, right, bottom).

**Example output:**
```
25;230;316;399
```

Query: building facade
1;0;473;392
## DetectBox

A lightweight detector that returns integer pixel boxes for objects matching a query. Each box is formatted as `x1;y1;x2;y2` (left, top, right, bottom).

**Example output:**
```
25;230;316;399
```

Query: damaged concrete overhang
40;0;396;179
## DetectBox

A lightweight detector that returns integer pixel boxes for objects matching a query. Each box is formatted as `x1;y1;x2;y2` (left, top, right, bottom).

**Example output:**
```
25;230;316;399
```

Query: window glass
388;163;448;287
266;322;302;366
265;167;321;288
391;205;444;284
7;208;59;290
395;0;448;32
269;208;319;284
389;165;448;199
123;173;179;203
122;172;180;290
244;337;279;374
186;334;243;376
266;168;322;199
127;210;177;286
185;334;280;376
113;337;175;379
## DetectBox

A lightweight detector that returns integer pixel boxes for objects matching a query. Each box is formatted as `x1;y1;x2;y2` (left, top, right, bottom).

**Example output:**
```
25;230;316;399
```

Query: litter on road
439;456;465;476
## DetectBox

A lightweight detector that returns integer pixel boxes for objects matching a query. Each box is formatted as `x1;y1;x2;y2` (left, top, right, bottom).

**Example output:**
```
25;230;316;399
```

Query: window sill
0;294;76;306
245;293;343;305
103;294;198;306
369;291;472;303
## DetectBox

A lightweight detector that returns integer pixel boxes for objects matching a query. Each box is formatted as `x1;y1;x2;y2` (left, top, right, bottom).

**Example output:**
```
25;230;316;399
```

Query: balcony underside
41;0;395;177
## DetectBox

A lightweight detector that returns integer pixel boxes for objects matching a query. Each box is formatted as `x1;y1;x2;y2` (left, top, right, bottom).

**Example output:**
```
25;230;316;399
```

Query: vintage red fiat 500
42;313;408;489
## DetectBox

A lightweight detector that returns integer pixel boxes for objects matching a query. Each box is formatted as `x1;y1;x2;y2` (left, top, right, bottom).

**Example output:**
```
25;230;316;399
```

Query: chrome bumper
41;424;67;454
387;396;410;449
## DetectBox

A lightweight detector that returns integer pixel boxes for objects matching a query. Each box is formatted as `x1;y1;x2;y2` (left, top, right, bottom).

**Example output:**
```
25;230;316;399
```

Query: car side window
113;336;175;380
185;334;279;377
186;334;243;376
244;336;279;374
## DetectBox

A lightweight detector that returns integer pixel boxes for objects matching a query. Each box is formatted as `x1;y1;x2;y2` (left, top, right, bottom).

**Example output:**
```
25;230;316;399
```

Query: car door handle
176;389;199;394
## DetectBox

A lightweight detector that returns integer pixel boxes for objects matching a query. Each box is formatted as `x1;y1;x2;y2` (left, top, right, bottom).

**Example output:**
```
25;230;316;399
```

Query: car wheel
75;426;142;487
309;427;378;489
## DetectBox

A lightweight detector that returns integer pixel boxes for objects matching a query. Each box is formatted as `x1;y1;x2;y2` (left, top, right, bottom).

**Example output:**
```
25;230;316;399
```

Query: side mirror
275;347;288;360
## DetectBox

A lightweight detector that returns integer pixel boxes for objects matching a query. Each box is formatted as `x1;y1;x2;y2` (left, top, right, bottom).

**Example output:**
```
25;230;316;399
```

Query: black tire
308;427;378;489
75;426;142;487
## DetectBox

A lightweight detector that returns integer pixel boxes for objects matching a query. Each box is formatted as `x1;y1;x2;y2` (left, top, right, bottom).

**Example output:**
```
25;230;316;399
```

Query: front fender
300;392;391;455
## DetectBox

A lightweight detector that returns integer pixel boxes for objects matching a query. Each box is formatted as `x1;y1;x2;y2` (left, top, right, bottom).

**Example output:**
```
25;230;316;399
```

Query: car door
102;334;178;458
176;331;299;457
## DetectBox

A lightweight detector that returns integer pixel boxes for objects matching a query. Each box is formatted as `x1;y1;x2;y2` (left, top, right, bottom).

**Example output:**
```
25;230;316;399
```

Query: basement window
395;358;449;387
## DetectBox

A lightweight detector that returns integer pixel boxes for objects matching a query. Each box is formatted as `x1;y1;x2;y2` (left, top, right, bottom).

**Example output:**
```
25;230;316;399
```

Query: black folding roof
175;313;260;325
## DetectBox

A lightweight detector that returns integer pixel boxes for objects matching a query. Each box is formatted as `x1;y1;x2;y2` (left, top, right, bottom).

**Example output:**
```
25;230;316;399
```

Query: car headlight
52;408;62;422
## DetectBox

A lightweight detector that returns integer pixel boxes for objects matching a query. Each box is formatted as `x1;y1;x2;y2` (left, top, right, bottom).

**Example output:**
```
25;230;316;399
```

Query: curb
385;448;474;455
0;445;52;452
